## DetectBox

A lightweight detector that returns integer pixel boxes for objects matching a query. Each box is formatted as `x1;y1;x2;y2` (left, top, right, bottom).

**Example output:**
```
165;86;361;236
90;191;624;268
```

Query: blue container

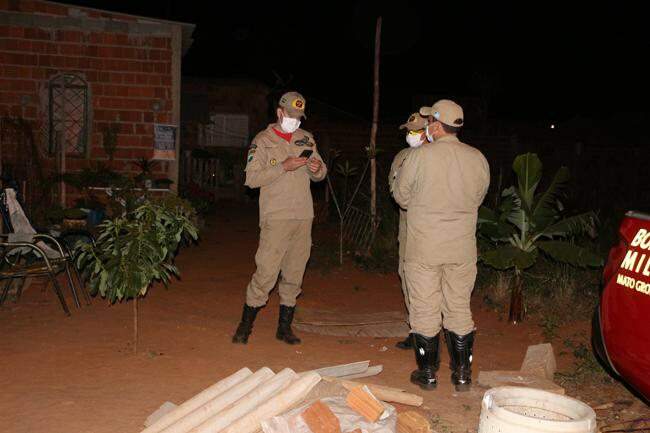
86;209;105;227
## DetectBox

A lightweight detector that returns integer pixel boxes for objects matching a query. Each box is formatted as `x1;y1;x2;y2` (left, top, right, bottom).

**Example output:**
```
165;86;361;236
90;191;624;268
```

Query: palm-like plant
478;153;603;323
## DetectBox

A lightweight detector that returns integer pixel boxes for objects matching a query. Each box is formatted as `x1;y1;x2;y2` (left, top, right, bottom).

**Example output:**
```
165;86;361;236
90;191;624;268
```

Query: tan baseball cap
420;99;464;128
399;112;427;131
279;91;307;119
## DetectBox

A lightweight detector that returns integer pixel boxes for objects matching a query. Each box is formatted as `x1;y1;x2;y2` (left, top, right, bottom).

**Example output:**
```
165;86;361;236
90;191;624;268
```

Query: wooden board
294;308;408;337
313;361;370;378
339;365;383;380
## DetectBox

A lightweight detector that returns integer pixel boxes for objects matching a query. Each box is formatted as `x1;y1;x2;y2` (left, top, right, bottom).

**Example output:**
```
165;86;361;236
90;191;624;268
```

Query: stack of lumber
141;368;321;433
142;361;424;433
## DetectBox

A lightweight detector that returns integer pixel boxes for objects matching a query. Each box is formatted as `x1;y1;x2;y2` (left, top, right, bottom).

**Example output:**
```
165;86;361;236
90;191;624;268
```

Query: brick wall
0;0;184;204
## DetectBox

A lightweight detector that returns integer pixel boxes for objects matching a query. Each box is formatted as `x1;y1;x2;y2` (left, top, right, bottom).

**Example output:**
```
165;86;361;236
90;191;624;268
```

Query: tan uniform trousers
246;219;312;308
398;210;410;320
398;259;409;313
403;261;477;337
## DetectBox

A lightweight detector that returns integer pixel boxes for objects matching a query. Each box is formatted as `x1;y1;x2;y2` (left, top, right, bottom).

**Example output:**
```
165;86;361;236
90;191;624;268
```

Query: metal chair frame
0;190;94;315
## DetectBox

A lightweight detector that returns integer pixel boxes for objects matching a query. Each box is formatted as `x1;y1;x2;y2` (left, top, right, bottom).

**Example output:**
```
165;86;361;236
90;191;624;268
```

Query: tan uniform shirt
389;147;415;258
392;135;490;264
245;123;327;222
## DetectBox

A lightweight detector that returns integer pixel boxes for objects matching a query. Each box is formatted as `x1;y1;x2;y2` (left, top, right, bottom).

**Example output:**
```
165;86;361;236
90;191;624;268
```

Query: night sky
60;1;649;123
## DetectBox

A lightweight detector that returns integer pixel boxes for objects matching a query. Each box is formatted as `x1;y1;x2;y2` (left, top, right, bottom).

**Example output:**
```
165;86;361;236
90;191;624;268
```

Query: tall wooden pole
369;16;382;232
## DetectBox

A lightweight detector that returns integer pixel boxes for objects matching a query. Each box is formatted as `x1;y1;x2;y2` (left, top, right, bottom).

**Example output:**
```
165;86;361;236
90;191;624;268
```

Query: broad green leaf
537;212;597;239
537;240;603;267
502;186;528;235
532;166;569;229
481;245;537;271
478;205;499;223
512;153;542;208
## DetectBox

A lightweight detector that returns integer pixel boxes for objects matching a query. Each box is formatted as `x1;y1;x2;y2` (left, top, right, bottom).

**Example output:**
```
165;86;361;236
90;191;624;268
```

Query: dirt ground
1;204;647;433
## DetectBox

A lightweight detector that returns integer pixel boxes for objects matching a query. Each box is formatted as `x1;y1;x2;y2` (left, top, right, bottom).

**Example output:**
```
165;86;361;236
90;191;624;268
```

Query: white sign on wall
153;124;177;160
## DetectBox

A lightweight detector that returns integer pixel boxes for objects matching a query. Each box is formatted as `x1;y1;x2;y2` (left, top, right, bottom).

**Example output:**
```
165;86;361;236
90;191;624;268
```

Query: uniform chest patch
294;136;313;147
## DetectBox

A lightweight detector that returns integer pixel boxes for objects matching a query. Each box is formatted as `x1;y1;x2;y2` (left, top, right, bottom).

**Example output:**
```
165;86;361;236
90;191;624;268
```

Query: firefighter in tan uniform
392;100;490;391
232;91;327;345
389;113;428;350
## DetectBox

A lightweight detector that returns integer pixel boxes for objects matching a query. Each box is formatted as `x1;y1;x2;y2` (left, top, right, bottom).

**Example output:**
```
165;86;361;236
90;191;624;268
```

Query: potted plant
63;207;87;229
133;158;159;189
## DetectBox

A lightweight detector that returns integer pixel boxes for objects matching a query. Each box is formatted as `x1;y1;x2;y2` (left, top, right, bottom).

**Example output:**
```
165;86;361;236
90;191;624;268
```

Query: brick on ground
345;386;385;423
301;400;342;433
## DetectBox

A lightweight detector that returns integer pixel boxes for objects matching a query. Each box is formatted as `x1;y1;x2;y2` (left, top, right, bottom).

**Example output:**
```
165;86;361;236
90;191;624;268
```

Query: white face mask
406;133;424;148
280;115;301;133
424;123;434;142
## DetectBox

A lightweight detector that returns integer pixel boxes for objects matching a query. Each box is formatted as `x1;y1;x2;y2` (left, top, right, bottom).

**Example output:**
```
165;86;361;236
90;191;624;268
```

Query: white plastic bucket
478;387;597;433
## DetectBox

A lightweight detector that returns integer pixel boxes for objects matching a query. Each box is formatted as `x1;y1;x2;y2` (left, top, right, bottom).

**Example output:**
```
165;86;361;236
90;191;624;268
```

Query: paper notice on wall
153;124;177;160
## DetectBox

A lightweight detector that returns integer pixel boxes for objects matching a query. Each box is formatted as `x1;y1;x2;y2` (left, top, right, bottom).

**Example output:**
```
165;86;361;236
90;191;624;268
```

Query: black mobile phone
299;149;313;158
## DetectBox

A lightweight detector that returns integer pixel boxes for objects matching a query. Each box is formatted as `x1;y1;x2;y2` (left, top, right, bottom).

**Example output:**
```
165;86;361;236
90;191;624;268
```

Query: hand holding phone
299;149;313;158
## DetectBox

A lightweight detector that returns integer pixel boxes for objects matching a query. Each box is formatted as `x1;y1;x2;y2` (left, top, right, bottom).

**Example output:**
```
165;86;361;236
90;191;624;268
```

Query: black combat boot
276;305;301;345
410;333;440;390
232;304;261;344
395;335;413;350
444;329;475;392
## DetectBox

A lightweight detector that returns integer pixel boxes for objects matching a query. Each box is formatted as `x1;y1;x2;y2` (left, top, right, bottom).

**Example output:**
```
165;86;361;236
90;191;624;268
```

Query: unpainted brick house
0;0;194;208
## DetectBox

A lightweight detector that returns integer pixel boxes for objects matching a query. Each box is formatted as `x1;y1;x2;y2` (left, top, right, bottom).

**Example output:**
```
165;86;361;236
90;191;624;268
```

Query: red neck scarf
272;127;292;143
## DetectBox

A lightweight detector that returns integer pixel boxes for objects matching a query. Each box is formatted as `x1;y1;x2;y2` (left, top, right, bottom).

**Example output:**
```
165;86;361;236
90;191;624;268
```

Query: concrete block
520;343;557;380
477;370;565;395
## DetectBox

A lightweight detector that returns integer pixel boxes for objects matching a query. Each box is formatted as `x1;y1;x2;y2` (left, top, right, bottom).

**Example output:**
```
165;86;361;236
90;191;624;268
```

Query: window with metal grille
48;74;89;156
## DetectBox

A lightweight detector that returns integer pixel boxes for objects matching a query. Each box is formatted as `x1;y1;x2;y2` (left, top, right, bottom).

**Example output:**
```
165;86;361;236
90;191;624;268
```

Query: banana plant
478;153;602;323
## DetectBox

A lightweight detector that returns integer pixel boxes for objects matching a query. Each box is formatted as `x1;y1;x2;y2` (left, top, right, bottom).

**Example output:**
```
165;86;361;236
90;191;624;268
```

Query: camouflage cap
420;99;464;128
279;91;307;119
399;112;427;131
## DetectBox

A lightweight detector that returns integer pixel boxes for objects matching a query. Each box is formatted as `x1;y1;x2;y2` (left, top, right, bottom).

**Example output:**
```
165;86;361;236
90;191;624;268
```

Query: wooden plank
324;378;423;407
339;365;383;380
313;361;370;378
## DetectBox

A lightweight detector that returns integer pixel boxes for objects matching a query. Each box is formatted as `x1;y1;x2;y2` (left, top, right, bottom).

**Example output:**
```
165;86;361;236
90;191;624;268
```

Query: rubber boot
276;305;301;345
232;304;261;344
445;329;475;392
409;333;440;390
395;335;413;350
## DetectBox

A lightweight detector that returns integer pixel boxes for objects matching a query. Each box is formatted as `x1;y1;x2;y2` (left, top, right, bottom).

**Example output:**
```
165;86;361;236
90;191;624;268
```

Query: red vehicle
593;211;650;401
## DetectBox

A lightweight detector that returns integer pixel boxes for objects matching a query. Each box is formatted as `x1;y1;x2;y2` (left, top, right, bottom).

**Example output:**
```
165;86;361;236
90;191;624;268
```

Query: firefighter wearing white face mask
389;112;428;350
233;91;328;346
392;99;490;392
